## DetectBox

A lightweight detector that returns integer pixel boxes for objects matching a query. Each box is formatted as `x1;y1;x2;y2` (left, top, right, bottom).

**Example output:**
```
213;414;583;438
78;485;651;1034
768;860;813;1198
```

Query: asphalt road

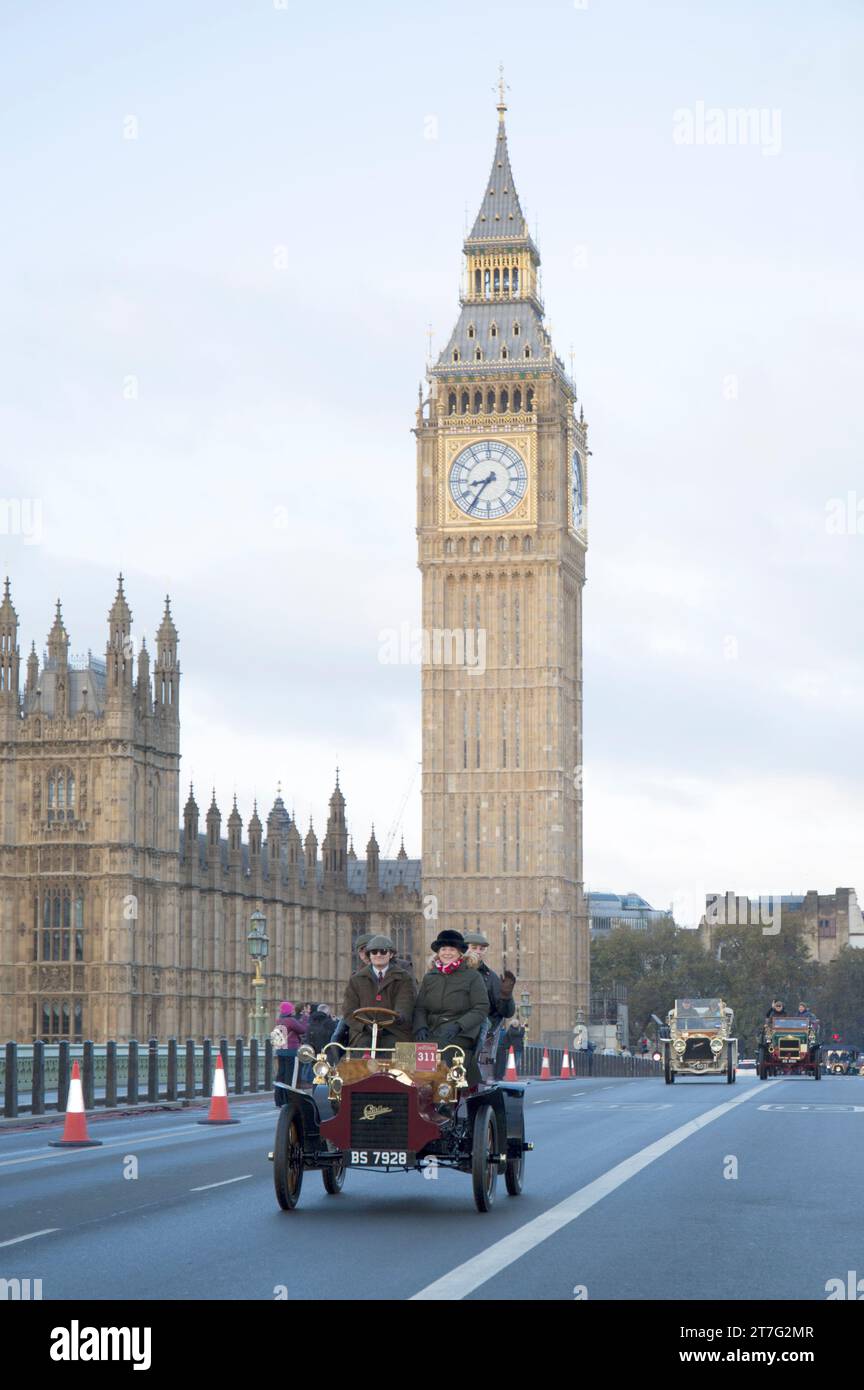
2;1072;862;1301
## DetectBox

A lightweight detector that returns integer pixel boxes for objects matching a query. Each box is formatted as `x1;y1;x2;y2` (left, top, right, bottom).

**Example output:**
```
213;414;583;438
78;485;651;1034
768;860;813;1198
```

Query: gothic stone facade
417;99;589;1043
0;579;422;1043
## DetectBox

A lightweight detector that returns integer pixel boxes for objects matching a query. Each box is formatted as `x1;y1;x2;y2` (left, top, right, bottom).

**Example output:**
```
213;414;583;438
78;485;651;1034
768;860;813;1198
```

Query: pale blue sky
2;0;862;918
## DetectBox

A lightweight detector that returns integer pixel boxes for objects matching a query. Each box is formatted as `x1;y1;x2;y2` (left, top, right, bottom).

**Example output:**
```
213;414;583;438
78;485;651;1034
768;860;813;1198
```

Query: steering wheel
352;1006;399;1028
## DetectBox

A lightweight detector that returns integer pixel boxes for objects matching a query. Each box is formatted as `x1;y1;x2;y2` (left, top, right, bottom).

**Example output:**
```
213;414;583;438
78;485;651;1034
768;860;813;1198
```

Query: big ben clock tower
416;88;589;1040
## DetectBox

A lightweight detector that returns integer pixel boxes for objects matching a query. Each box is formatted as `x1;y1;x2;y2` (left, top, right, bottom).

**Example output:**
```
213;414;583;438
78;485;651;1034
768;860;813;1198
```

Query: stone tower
416;93;590;1040
0;578;182;1043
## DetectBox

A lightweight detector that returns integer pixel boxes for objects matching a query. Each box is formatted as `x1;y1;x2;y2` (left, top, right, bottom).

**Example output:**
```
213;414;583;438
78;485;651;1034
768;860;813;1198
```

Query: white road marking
190;1174;252;1192
0;1228;59;1247
410;1079;780;1301
531;1099;554;1105
758;1103;864;1112
569;1092;586;1098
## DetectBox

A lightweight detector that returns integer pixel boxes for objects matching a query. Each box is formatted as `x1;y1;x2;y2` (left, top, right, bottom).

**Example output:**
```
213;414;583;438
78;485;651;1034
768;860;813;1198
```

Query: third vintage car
661;997;737;1083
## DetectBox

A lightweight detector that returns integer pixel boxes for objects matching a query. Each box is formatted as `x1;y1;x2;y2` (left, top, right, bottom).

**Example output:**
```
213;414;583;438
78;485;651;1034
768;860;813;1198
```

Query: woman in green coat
413;930;489;1084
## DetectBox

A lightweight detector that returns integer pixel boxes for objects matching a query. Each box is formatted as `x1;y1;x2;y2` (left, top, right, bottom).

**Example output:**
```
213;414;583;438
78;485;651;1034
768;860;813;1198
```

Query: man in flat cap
463;930;516;1075
339;934;417;1051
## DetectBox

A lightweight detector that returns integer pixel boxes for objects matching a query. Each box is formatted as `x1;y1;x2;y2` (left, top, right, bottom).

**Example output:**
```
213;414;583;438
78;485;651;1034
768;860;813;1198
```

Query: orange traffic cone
540;1048;551;1080
504;1046;518;1081
197;1054;240;1125
49;1060;102;1148
560;1050;571;1079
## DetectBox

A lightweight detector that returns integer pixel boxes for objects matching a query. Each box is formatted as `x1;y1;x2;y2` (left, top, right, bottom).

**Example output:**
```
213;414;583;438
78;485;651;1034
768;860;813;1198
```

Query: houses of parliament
0;94;588;1045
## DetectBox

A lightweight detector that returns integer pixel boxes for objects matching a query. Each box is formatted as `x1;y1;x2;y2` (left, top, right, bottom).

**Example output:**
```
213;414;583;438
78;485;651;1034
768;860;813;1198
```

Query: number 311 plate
348;1150;413;1167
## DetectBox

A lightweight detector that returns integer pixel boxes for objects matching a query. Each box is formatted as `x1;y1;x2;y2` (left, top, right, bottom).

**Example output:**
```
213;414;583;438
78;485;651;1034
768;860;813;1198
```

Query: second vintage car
661;997;737;1083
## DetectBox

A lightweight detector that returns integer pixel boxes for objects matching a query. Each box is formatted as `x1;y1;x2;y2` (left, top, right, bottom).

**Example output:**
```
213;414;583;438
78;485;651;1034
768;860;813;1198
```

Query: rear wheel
813;1049;821;1080
726;1049;736;1084
322;1148;346;1195
273;1101;304;1211
504;1141;524;1196
471;1104;498;1212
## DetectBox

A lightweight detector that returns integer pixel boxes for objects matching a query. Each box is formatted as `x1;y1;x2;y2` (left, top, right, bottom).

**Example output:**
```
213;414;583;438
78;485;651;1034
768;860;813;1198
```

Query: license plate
348;1149;412;1167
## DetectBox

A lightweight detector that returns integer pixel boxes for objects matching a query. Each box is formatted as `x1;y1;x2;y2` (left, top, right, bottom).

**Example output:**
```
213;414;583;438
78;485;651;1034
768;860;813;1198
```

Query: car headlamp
710;1038;723;1053
674;1040;686;1053
313;1060;331;1080
437;1083;451;1099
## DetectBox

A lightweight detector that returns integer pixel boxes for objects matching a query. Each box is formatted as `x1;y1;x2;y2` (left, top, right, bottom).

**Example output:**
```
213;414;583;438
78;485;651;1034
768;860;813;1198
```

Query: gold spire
496;63;509;122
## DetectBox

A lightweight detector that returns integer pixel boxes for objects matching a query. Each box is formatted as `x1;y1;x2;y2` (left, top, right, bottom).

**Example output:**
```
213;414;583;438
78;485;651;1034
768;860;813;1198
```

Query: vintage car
270;1006;530;1213
758;1015;820;1079
661;998;737;1083
823;1047;860;1076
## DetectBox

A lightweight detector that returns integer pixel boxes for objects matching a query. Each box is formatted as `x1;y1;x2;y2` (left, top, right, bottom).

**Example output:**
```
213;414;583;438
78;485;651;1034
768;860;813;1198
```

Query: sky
1;0;862;922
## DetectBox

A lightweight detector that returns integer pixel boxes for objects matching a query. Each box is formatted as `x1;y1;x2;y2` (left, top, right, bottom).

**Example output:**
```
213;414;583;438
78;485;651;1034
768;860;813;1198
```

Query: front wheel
322;1148;346;1195
664;1052;675;1084
471;1103;499;1213
505;1142;524;1196
273;1101;305;1211
726;1049;736;1084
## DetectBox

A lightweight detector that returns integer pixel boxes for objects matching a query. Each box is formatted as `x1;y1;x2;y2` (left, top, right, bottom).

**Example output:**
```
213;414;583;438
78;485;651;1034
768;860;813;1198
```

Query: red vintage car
270;1007;530;1212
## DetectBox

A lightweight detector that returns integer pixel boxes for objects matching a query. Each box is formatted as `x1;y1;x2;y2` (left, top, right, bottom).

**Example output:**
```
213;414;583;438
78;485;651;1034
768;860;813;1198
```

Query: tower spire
496;62;508;122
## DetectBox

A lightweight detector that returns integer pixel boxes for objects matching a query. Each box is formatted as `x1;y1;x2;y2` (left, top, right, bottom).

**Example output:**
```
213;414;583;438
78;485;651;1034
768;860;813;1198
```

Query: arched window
522;535;533;553
461;389;469;414
527;387;535;411
452;349;460;363
448;391;457;415
503;267;510;293
486;389;495;414
475;348;482;361
500;387;509;411
493;267;500;293
474;269;481;295
444;538;454;555
524;346;531;359
501;346;508;360
483;268;491;298
513;321;520;336
490;322;497;338
471;537;480;554
513;387;522;412
512;266;519;292
467;323;476;339
473;390;482;414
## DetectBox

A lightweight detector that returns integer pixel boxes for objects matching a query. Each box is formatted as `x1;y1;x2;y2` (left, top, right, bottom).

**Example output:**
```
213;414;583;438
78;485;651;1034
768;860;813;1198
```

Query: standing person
504;1017;526;1074
340;935;416;1050
271;1002;309;1106
308;1004;335;1056
414;930;489;1087
355;934;373;969
462;931;516;1073
298;1003;314;1084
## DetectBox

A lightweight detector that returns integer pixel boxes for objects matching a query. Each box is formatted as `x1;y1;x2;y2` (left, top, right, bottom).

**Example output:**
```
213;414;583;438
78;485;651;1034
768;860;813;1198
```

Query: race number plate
348;1150;414;1167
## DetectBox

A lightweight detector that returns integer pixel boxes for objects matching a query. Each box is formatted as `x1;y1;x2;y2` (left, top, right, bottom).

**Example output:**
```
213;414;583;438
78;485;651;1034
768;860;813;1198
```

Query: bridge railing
1;1038;274;1118
1;1038;661;1118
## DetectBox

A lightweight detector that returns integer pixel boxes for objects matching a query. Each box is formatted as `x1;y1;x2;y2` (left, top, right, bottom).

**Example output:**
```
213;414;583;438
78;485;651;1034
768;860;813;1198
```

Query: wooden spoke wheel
273;1100;305;1211
471;1103;499;1213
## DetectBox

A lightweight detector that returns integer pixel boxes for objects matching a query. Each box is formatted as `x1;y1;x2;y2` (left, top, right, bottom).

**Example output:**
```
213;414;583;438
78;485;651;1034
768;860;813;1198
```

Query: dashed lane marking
0;1228;59;1247
410;1079;780;1301
758;1103;864;1112
190;1174;252;1192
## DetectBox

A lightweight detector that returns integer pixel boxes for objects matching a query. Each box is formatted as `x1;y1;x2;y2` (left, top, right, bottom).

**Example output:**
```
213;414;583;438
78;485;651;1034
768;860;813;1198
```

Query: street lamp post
247;909;270;1047
519;989;532;1042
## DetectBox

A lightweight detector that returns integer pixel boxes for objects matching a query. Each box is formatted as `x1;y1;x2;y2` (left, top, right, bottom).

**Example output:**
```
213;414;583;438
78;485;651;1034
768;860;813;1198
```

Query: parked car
736;1058;757;1072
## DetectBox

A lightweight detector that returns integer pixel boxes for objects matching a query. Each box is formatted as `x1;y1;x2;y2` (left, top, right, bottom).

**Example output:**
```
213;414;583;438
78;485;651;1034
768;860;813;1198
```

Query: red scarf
434;957;462;975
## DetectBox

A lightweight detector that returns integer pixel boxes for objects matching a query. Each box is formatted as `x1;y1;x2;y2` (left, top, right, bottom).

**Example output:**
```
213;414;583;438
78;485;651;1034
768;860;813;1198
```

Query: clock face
449;441;528;519
571;449;584;528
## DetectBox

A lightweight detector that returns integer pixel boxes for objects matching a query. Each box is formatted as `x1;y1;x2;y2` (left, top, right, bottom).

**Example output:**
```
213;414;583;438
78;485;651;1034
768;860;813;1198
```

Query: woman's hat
430;929;467;953
278;1001;295;1016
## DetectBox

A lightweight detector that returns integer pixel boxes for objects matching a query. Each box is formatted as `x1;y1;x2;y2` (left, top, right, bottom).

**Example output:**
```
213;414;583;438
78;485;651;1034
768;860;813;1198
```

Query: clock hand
468;473;496;512
468;472;496;488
